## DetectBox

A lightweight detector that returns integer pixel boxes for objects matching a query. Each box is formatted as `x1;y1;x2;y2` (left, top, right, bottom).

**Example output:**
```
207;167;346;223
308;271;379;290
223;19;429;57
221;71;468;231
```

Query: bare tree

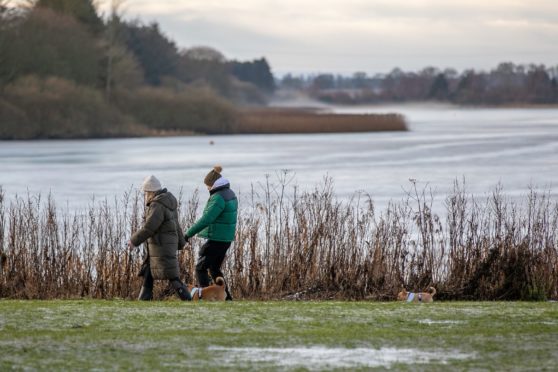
0;0;15;85
0;0;9;14
182;46;226;63
14;0;38;9
104;0;127;101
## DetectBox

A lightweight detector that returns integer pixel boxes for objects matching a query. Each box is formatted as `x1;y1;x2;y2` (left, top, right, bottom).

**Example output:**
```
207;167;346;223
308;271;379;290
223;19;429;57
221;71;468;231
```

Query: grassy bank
238;108;407;133
0;300;556;370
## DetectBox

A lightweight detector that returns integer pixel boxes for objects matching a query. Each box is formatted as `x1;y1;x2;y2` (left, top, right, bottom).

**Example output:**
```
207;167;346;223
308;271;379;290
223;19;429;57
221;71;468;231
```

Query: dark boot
139;263;154;300
196;258;211;287
138;286;153;301
225;286;233;301
171;280;192;301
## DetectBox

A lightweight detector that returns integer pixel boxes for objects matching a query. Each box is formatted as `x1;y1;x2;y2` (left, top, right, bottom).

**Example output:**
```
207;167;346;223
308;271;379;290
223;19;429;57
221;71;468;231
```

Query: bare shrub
113;86;239;135
0;76;144;139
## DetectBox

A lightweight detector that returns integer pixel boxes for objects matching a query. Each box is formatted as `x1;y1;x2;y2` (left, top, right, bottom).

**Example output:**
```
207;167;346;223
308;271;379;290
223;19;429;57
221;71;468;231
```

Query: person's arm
175;210;187;249
186;195;225;238
131;203;164;247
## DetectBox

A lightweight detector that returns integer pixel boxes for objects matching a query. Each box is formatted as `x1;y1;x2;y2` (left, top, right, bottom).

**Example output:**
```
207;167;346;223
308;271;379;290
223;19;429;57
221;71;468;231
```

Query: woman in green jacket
185;166;237;300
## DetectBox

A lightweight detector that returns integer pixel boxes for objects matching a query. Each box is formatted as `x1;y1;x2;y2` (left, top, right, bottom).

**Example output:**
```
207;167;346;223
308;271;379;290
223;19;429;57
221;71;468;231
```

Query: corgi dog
398;287;436;303
187;277;226;301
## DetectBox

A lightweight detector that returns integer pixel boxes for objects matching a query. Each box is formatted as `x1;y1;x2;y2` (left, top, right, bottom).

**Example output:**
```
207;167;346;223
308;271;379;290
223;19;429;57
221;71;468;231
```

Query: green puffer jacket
186;182;238;242
131;189;185;280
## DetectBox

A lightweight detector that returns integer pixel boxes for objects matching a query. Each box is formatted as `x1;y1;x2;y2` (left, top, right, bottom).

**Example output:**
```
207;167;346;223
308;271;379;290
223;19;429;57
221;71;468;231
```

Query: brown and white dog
398;287;436;303
187;277;226;301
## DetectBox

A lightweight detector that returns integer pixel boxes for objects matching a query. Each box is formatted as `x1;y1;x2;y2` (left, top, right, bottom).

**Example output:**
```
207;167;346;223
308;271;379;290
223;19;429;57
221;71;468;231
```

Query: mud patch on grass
210;346;474;369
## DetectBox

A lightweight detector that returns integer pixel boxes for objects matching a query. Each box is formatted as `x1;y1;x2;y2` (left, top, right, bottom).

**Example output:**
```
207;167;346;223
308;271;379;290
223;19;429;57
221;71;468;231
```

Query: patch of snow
209;346;474;369
418;319;465;325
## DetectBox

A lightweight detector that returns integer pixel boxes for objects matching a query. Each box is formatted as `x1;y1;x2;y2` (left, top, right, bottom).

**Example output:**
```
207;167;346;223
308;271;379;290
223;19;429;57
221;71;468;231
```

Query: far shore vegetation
0;0;407;139
282;63;558;106
1;1;556;140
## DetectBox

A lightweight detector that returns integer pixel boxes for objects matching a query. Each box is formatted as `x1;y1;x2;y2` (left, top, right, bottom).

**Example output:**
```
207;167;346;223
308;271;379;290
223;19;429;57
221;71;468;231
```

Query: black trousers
196;240;231;289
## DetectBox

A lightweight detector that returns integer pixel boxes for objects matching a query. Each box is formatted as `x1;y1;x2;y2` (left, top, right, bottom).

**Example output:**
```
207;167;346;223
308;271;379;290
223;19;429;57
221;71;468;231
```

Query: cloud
78;0;558;73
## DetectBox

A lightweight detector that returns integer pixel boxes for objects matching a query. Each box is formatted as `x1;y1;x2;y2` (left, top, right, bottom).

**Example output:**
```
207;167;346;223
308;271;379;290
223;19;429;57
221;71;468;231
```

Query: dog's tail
428;287;436;296
215;277;225;286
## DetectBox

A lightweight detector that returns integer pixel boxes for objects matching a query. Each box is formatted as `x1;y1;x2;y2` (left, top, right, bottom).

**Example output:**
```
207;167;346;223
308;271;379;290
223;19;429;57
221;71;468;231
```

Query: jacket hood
210;178;231;195
210;177;230;191
150;189;178;210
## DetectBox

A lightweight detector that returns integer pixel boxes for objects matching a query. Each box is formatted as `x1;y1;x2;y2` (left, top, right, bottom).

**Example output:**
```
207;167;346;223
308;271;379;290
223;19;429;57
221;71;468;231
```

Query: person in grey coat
128;175;191;301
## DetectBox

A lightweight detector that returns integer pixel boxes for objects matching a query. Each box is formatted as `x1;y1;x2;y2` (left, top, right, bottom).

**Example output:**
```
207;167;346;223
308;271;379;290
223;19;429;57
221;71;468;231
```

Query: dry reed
0;178;556;301
238;108;407;134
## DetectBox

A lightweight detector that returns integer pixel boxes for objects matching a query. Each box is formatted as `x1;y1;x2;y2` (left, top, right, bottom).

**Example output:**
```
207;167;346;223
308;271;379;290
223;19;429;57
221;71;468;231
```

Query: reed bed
0;179;556;301
238;108;407;134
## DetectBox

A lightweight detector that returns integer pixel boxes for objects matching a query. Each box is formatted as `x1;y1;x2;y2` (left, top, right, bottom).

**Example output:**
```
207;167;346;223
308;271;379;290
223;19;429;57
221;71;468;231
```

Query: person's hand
182;234;191;251
128;240;136;250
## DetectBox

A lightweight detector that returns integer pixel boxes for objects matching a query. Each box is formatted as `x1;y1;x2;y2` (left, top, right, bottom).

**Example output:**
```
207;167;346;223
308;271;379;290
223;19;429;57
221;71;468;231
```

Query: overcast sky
101;0;557;76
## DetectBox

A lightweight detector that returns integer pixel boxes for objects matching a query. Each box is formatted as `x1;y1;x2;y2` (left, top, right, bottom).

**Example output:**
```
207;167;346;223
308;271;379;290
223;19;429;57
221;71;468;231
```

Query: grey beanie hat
141;175;162;192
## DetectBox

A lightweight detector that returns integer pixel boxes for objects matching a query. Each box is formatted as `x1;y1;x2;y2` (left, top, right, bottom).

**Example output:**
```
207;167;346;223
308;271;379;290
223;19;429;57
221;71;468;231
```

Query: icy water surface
1;104;557;209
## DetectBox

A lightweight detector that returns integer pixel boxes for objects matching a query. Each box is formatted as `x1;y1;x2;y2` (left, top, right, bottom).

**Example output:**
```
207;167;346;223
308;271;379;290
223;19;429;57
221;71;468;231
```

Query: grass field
0;301;556;371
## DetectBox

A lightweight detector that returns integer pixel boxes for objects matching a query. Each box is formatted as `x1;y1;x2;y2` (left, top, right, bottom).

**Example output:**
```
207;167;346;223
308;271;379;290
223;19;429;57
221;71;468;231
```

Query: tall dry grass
0;178;556;301
238;108;407;134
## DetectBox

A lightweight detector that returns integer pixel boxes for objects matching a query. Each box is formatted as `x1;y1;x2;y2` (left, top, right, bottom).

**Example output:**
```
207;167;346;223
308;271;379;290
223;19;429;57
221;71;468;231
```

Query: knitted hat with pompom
204;165;223;187
141;175;162;192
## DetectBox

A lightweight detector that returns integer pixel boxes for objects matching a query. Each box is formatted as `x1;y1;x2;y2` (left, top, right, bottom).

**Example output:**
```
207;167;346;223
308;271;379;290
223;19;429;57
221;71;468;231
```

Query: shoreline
0;108;408;140
293;101;558;110
3;102;558;141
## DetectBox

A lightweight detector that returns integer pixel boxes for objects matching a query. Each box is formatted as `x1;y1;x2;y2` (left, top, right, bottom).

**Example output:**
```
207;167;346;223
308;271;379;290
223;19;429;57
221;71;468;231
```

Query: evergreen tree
229;58;275;93
121;21;179;85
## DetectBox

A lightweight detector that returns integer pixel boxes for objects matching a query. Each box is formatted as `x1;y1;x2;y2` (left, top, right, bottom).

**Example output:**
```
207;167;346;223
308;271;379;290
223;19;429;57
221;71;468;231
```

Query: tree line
0;0;275;139
281;63;558;105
